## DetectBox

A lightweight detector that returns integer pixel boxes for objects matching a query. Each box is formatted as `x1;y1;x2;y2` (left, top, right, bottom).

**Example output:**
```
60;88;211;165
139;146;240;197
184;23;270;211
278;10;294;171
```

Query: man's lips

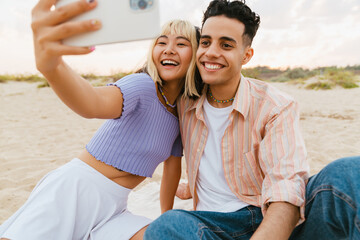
201;62;224;71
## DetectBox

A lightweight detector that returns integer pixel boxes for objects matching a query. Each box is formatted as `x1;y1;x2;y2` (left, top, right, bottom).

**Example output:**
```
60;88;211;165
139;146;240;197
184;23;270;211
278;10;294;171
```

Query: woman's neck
160;80;183;105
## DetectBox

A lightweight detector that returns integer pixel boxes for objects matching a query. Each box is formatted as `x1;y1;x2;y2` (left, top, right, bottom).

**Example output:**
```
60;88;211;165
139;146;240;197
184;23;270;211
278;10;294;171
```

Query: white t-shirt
196;98;249;212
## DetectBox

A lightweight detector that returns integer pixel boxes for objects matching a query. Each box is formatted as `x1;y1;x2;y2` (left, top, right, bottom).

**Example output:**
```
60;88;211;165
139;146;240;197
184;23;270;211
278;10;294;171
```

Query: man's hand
175;182;192;200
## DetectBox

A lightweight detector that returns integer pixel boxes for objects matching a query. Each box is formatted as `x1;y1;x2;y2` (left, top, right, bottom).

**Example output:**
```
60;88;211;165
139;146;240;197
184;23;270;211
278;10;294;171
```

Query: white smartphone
55;0;161;46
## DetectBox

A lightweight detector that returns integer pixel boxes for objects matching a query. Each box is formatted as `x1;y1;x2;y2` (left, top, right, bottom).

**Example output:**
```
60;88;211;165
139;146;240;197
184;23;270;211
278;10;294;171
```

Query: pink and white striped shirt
178;76;310;223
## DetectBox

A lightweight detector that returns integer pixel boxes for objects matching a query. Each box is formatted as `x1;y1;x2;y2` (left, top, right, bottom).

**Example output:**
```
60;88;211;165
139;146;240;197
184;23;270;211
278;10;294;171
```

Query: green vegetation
269;68;315;82
0;71;133;88
0;75;9;83
241;67;261;79
242;66;315;82
242;65;359;90
0;74;48;88
107;72;132;82
320;69;359;89
306;82;333;90
0;74;46;83
1;66;358;90
304;67;359;90
242;66;282;80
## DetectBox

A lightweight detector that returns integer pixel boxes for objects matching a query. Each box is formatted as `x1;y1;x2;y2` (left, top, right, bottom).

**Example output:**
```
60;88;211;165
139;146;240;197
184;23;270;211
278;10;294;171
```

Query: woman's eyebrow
176;36;190;42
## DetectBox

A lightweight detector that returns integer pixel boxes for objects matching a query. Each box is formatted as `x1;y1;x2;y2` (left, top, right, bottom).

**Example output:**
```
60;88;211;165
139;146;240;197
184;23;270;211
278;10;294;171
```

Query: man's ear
242;47;254;65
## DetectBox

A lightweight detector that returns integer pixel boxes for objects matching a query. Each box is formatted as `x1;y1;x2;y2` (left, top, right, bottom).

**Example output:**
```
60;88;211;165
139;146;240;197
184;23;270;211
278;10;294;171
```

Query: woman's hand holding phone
31;0;101;74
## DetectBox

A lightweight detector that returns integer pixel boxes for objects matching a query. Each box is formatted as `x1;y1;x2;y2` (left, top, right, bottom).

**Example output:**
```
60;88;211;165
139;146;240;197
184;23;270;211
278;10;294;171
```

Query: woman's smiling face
152;34;193;84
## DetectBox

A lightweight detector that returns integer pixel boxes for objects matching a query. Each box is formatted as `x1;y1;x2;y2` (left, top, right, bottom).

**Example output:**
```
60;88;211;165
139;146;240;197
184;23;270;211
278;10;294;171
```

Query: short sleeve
171;133;183;157
107;73;150;117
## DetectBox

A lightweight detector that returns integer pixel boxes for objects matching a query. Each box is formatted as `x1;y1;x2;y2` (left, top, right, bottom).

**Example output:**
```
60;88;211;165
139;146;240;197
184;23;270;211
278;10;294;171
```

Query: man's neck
206;77;241;108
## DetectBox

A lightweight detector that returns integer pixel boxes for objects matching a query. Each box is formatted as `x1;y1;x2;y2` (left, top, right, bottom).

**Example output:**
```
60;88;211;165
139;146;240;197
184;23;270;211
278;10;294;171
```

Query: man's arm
255;99;309;238
251;202;299;240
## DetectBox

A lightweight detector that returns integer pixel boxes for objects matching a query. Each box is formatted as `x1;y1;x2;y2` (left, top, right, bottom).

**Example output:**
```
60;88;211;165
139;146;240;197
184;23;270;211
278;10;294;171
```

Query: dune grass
0;74;48;88
321;69;358;88
1;65;359;90
242;65;359;90
0;72;133;88
305;82;333;90
0;74;46;83
305;69;359;90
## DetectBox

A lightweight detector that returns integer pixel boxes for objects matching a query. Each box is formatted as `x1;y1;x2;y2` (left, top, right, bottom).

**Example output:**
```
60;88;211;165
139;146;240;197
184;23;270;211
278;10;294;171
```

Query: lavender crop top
86;73;183;177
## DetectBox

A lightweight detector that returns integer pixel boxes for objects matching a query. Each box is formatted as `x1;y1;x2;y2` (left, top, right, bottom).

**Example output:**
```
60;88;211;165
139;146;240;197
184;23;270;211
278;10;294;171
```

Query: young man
144;1;360;239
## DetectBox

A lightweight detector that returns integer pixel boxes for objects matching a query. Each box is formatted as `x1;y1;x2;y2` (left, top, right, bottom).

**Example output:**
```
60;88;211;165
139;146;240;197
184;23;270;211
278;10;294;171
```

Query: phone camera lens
138;0;147;9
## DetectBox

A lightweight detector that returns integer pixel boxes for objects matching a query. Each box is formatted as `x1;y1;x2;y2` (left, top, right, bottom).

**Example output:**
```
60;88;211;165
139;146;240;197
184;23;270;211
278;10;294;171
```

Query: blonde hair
145;19;200;98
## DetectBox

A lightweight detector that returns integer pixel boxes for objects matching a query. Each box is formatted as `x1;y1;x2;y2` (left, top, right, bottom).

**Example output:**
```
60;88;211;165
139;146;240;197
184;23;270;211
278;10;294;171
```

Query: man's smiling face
196;15;252;88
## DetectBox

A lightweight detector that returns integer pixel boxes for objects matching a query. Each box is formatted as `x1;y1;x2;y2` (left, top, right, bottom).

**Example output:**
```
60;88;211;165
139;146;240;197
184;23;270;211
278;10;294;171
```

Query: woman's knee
130;225;147;240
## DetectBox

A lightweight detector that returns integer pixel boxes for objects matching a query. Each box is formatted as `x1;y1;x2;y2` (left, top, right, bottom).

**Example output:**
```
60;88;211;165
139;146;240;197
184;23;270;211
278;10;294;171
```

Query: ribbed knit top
86;73;182;177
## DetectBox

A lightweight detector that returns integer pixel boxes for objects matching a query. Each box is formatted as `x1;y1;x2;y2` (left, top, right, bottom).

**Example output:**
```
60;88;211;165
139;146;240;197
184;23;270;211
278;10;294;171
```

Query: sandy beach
1;80;359;224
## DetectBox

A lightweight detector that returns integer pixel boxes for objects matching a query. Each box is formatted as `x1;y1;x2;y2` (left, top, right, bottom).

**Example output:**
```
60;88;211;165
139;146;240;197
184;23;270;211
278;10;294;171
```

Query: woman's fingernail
88;46;95;51
91;19;99;25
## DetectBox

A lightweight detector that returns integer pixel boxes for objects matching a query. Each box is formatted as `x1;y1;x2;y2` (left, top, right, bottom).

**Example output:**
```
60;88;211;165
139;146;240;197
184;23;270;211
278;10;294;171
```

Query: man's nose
204;43;220;58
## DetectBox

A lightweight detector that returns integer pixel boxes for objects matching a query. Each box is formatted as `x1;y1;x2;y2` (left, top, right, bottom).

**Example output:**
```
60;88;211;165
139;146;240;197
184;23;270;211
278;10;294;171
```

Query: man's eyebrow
220;36;237;44
200;35;237;44
200;35;211;39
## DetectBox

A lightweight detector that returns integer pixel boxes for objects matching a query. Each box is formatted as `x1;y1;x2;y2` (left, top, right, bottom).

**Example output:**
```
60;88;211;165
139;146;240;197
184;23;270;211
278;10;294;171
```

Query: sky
0;0;359;75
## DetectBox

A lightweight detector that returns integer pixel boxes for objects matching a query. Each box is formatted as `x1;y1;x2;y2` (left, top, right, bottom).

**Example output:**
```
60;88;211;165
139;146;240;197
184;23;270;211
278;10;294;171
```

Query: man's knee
308;156;360;197
144;210;192;239
149;209;190;229
321;156;360;180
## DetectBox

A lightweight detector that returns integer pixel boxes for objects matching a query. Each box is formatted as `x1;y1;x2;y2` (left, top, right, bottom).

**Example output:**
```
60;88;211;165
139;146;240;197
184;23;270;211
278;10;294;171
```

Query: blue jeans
144;156;360;240
289;156;360;240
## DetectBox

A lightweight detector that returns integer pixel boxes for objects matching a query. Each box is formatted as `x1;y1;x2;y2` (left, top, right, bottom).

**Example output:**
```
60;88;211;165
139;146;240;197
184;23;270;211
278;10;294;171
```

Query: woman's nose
163;45;176;55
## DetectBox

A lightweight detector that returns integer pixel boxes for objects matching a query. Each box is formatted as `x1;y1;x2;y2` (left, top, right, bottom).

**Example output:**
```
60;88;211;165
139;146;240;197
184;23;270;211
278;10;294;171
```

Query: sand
1;80;359;223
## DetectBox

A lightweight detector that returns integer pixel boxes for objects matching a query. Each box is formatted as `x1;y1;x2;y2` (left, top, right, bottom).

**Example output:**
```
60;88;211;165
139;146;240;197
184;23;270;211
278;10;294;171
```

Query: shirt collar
185;75;251;119
233;75;251;119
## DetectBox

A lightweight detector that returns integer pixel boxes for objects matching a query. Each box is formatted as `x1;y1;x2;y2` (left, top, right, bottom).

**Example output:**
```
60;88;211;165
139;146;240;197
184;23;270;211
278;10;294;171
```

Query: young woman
0;0;200;239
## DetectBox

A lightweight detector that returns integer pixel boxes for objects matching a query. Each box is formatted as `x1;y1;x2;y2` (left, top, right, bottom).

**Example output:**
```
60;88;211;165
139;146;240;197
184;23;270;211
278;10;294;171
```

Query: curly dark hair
202;0;260;46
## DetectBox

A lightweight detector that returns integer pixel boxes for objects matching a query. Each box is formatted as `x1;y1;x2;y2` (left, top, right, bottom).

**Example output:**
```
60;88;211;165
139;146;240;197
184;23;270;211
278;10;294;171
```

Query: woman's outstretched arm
31;0;123;119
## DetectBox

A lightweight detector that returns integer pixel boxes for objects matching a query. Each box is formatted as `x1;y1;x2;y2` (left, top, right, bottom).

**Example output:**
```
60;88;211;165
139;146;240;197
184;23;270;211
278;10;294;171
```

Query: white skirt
0;158;152;240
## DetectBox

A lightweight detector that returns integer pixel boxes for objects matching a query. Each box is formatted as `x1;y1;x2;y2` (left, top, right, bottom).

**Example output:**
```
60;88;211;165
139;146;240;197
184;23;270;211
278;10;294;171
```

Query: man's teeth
205;63;221;70
162;60;178;66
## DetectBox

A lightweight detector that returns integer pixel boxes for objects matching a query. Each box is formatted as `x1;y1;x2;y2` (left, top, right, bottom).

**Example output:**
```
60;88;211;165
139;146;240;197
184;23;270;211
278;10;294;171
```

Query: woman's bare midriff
78;150;146;189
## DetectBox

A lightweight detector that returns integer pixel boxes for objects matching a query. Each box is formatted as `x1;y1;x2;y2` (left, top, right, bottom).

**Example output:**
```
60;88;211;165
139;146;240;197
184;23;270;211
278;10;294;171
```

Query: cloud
0;0;359;74
248;0;299;29
159;0;211;26
247;0;360;68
